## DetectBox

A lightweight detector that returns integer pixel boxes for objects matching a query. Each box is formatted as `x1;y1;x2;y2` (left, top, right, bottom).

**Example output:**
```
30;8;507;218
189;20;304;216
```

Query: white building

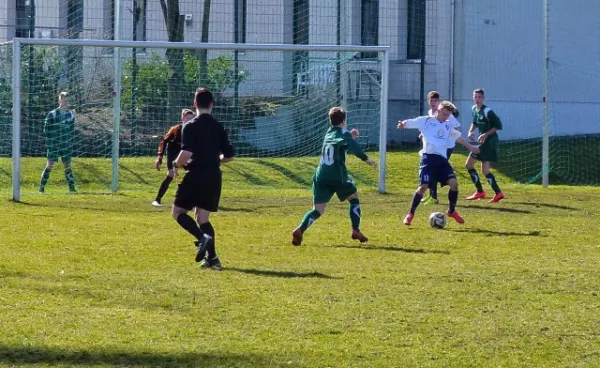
1;0;599;144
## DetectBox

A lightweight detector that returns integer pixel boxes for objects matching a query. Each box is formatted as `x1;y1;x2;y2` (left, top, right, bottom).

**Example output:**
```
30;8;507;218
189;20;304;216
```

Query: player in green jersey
291;107;377;246
465;89;505;203
39;91;76;193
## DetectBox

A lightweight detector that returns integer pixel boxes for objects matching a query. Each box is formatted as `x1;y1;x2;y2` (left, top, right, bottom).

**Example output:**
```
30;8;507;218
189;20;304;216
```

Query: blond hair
181;108;194;117
439;101;457;114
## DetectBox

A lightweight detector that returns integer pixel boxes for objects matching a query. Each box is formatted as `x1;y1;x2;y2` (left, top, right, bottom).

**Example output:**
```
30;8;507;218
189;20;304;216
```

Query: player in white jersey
397;101;479;226
421;91;462;205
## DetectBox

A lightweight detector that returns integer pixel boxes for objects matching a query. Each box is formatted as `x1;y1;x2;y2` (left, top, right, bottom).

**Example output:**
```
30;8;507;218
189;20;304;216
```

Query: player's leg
40;152;57;192
194;207;221;269
153;164;176;207
338;181;368;243
465;154;486;199
427;180;439;204
190;170;223;268
292;178;330;246
404;183;428;226
404;157;431;225
482;161;504;203
445;177;464;224
62;156;76;192
172;174;211;254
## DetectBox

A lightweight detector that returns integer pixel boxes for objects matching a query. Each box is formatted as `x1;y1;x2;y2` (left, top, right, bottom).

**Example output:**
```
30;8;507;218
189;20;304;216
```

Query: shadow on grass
515;201;579;211
76;161;108;185
255;159;311;186
225;165;268;186
119;164;151;185
463;204;532;214
448;228;547;237
15;200;158;213
0;345;296;368
0;166;10;178
226;267;341;279
218;205;255;213
329;244;450;255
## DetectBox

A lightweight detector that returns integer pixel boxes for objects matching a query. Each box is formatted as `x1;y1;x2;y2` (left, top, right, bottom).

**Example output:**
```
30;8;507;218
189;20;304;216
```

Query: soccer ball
429;212;447;229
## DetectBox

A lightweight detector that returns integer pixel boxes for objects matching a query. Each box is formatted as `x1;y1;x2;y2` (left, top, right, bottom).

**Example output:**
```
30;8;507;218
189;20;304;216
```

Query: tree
159;0;186;121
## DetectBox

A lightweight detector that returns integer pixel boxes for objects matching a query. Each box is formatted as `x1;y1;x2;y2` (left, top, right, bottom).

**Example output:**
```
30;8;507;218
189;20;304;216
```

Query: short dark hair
328;106;346;126
194;88;215;108
473;88;485;96
427;91;440;100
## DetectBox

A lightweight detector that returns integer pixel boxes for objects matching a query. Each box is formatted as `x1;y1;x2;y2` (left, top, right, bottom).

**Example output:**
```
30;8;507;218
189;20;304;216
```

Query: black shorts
174;169;222;212
166;151;179;170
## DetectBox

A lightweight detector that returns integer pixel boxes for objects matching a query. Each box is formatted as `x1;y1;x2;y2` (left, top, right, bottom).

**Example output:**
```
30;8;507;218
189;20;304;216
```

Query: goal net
7;40;388;200
456;1;600;186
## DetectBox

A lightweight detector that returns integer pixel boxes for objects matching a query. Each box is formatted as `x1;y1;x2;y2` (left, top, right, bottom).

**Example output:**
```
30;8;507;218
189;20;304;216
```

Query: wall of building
453;0;600;140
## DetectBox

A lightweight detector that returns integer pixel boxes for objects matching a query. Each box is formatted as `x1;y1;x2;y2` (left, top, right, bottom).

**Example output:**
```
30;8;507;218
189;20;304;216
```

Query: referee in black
171;88;234;270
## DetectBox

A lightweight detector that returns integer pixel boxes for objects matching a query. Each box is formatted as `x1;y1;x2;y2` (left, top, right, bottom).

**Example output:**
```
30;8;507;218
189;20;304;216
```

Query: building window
103;0;114;40
293;0;309;92
67;0;84;38
407;0;426;60
361;0;379;58
235;0;247;43
15;0;34;38
134;0;147;42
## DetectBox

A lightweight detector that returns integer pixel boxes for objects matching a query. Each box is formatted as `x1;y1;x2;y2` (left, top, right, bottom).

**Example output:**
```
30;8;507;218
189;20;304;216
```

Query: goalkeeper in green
291;106;377;246
39;91;76;193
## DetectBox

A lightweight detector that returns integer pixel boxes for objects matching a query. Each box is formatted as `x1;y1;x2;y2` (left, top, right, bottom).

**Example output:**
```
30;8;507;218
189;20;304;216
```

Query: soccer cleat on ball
428;212;447;229
403;213;414;226
351;229;368;243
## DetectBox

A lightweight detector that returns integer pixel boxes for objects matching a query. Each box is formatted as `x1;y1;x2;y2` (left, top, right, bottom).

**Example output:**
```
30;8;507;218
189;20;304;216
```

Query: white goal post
11;38;389;201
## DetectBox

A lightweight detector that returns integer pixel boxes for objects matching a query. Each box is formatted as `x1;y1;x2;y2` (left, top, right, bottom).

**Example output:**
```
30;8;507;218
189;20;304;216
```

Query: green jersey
314;126;369;183
470;104;502;162
472;104;502;140
44;108;75;153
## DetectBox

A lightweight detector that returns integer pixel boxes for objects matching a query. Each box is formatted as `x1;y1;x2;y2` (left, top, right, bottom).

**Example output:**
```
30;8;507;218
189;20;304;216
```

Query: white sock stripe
351;205;361;218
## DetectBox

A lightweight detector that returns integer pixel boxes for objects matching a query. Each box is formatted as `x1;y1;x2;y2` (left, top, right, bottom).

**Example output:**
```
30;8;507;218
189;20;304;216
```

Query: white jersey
428;108;461;148
405;116;462;159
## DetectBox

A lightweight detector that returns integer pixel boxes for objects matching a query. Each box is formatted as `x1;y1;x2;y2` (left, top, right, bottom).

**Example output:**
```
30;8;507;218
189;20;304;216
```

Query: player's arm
172;124;193;173
397;116;427;130
452;130;479;154
156;126;175;169
219;124;234;164
344;133;377;168
478;110;502;144
43;111;53;135
449;114;461;130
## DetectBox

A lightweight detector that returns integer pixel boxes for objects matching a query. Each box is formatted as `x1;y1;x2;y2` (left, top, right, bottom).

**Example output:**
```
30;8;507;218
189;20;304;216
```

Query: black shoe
69;187;77;193
200;256;222;270
38;186;44;193
194;234;213;263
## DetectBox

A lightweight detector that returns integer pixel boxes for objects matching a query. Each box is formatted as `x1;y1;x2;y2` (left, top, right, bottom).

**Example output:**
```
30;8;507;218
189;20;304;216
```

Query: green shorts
47;149;72;163
312;177;357;204
469;142;499;162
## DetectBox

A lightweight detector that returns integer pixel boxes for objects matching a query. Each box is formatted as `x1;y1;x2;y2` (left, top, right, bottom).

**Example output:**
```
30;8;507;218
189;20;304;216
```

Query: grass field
1;152;599;368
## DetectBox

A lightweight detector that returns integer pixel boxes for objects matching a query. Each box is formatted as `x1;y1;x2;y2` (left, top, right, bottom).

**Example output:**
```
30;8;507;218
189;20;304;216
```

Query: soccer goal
6;39;389;201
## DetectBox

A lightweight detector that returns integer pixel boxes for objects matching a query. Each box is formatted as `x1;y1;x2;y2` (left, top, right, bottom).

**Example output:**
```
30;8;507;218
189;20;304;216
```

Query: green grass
1;152;599;367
